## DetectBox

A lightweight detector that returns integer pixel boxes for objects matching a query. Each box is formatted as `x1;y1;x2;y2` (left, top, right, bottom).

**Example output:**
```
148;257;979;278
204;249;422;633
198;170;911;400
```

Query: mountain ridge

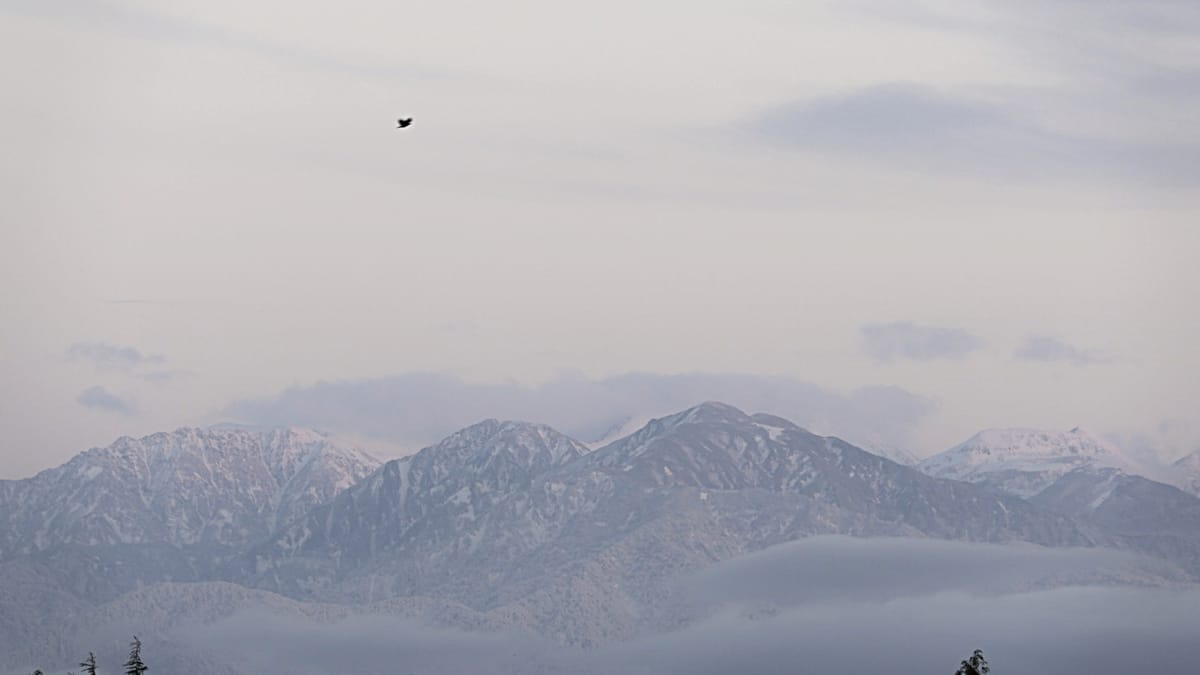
0;427;380;560
4;403;1197;669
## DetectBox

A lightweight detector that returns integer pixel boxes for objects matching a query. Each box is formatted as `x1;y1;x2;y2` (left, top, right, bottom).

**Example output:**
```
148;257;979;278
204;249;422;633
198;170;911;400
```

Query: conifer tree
123;636;148;675
955;648;990;675
80;652;98;675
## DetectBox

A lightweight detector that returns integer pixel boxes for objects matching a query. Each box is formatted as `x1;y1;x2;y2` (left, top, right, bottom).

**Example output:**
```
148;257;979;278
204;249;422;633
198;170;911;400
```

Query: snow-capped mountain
0;427;379;560
243;402;1091;642
6;405;1200;672
917;427;1149;498
18;408;1072;612
241;419;593;598
917;429;1200;576
1172;451;1200;497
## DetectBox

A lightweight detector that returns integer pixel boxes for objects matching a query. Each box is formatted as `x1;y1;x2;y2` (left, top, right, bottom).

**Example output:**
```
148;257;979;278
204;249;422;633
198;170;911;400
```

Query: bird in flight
396;117;413;129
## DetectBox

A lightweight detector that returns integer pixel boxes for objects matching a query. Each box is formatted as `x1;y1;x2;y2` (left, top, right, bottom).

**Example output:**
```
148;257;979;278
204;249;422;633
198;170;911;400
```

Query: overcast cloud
1;0;1197;475
223;372;938;456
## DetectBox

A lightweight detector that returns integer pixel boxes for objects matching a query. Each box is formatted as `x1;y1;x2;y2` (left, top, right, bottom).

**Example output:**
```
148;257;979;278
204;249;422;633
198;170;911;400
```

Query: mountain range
1;403;1197;673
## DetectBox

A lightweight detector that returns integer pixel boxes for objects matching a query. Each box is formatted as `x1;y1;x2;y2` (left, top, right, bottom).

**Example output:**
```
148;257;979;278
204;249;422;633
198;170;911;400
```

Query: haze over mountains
1174;451;1200;497
2;403;1199;674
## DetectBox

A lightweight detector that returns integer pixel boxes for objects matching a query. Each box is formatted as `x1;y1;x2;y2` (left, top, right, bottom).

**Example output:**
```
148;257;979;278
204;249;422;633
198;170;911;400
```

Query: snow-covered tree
955;648;990;675
79;652;98;675
123;636;148;675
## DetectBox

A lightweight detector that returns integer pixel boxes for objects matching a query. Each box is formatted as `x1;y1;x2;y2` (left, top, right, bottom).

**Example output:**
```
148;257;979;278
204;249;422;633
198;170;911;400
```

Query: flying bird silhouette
396;118;413;129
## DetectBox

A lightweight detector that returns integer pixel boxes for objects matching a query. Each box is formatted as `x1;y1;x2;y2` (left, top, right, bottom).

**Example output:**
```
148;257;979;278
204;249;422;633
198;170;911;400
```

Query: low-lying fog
30;536;1195;675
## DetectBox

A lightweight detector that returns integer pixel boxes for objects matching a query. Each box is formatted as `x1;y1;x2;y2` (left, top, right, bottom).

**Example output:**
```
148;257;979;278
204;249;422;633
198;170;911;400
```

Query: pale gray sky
2;0;1198;476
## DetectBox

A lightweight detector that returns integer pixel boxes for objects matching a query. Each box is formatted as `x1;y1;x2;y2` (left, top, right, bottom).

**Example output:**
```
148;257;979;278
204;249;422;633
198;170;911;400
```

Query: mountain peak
666;401;753;427
582;402;838;491
959;427;1124;458
422;418;588;470
919;426;1145;498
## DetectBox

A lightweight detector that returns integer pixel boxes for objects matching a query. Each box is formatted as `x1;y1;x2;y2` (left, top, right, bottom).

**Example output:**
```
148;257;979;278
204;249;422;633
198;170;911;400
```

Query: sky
2;0;1199;477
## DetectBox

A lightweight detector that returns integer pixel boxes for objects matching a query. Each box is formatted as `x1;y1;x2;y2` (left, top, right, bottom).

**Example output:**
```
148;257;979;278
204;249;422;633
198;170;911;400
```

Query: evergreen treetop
955;648;991;675
123;636;148;675
79;651;98;675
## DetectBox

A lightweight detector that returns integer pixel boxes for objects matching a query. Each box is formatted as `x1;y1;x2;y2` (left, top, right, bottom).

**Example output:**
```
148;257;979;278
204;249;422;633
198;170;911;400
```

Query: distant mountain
1032;468;1200;533
917;427;1148;498
1172;451;1200;497
239;418;594;599
0;428;379;561
243;403;1091;643
918;428;1200;578
1030;467;1200;576
8;405;1200;672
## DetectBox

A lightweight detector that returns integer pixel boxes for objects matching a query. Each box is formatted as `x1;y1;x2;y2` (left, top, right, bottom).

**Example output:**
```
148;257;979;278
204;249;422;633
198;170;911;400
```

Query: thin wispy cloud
0;0;465;83
1107;417;1200;467
754;84;1001;155
1015;335;1112;366
749;83;1200;185
860;321;984;363
76;385;137;416
65;340;182;384
66;341;164;371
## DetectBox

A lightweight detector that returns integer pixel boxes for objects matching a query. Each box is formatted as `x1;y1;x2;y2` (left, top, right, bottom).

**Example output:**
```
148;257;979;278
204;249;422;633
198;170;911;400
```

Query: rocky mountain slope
1029;467;1200;577
0;427;379;567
